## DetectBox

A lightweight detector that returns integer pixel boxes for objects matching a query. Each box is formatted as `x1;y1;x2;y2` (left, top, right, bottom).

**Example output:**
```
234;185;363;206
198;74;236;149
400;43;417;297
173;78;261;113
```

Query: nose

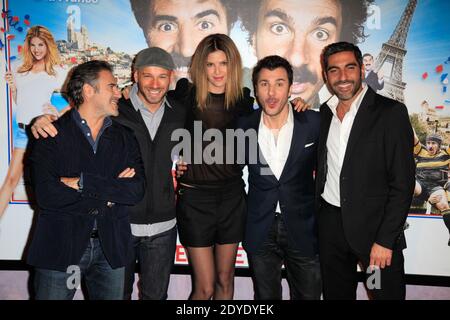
176;25;196;59
286;34;308;68
150;78;159;88
268;84;276;96
213;65;221;75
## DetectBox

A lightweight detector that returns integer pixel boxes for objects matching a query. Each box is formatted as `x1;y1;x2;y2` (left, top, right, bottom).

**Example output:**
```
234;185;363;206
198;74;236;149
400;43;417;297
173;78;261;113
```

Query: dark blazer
114;95;186;224
238;107;320;256
365;70;384;92
316;87;415;255
27;110;145;271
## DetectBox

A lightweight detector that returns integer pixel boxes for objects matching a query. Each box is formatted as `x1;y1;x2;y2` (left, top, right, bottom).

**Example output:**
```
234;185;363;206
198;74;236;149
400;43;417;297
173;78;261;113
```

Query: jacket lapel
279;110;308;181
341;88;376;172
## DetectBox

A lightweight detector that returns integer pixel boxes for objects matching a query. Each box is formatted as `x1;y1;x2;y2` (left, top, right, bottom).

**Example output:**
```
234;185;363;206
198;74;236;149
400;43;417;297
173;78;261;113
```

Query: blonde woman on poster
0;25;68;217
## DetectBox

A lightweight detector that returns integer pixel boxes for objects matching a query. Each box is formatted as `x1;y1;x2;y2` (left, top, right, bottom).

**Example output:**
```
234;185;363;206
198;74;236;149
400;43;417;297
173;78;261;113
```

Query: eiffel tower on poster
373;0;418;103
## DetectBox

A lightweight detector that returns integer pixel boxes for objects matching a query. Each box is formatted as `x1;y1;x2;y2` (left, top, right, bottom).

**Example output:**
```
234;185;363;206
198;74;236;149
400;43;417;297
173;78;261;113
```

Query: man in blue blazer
238;55;321;300
28;60;145;300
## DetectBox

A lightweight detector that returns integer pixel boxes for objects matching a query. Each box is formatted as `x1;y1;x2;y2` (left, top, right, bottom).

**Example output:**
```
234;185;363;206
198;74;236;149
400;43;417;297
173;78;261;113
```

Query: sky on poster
4;0;450;114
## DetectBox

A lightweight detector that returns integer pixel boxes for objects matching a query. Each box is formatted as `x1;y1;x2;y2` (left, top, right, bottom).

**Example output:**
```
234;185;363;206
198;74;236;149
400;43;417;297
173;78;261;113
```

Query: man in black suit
238;55;321;300
28;60;145;300
363;53;384;92
31;48;186;300
316;42;415;300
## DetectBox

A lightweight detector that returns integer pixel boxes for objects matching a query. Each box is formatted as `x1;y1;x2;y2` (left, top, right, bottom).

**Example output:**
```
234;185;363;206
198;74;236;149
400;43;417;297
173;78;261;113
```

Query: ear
133;70;139;83
361;63;365;79
82;83;95;100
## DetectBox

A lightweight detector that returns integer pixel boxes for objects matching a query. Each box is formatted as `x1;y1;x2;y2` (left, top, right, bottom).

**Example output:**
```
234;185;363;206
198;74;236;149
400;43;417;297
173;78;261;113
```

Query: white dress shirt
258;105;294;213
321;84;368;207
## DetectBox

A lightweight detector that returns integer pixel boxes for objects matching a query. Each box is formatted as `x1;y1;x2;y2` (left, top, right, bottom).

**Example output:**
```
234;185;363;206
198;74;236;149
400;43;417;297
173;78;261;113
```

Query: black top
114;96;186;224
169;78;254;186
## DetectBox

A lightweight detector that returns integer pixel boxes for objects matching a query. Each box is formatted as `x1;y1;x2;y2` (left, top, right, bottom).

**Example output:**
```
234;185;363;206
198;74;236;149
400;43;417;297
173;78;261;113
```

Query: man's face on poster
143;0;229;80
252;0;342;102
363;55;374;72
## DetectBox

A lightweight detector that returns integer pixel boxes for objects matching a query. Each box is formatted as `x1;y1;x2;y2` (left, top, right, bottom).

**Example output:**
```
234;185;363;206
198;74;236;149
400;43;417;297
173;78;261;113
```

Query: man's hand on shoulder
31;114;59;139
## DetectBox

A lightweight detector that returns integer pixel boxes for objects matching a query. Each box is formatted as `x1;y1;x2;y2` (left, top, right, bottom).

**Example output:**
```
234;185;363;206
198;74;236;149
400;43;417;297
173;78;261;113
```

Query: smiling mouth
147;89;162;96
336;82;353;91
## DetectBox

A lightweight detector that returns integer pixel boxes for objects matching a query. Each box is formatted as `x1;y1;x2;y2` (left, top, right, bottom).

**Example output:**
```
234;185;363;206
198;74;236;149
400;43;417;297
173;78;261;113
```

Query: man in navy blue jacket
238;55;321;300
28;60;145;300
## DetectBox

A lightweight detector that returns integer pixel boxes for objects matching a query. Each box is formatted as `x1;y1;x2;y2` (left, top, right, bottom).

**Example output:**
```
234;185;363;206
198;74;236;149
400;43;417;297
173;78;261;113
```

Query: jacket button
89;209;99;215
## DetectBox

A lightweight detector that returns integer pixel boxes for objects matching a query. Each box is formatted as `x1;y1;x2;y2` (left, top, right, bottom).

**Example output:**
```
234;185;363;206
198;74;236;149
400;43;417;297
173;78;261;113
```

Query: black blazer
114;96;186;224
316;87;415;255
27;110;145;271
238;107;320;256
365;70;384;92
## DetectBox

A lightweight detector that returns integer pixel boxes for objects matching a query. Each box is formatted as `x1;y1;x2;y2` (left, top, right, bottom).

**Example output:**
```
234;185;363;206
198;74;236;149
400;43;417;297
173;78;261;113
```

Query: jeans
124;226;177;300
34;238;125;300
247;214;322;300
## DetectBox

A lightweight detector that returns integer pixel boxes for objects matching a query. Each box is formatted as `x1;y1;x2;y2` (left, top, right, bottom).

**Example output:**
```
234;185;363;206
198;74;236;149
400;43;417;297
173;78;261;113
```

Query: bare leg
186;246;215;300
414;181;422;197
0;148;25;217
214;243;239;300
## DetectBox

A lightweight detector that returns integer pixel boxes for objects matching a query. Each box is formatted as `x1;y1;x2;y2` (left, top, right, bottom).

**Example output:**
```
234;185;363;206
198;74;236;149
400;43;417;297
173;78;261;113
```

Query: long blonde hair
189;33;243;110
17;25;60;76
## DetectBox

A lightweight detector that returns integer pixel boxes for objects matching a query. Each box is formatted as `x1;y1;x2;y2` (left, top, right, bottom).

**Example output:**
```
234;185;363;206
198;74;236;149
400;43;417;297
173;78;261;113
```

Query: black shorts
416;180;444;201
176;180;247;247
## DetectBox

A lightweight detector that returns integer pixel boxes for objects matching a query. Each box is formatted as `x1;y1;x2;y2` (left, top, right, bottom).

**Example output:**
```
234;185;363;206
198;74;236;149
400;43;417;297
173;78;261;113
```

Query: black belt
90;229;99;238
18;123;27;129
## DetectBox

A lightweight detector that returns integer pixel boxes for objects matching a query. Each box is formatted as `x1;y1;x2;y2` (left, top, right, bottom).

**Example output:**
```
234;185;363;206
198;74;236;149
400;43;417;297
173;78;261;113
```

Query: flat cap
134;47;175;70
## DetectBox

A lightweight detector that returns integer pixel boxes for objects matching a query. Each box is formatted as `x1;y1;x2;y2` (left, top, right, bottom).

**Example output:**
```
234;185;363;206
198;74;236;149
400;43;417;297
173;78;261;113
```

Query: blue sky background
4;0;450;114
359;0;450;115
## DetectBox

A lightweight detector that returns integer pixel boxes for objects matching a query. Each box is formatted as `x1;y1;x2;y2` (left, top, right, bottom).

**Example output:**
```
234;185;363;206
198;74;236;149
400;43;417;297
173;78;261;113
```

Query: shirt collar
130;83;172;113
327;83;368;118
71;108;112;128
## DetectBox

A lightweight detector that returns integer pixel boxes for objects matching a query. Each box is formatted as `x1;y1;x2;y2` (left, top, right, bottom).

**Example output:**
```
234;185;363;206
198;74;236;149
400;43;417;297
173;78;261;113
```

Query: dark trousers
124;226;177;300
318;200;406;300
247;214;322;300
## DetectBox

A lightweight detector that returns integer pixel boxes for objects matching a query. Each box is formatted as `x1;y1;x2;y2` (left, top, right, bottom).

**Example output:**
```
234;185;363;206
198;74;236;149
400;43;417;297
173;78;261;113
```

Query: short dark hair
363;53;373;59
238;0;374;46
321;41;363;74
252;55;293;92
130;0;240;39
66;60;113;108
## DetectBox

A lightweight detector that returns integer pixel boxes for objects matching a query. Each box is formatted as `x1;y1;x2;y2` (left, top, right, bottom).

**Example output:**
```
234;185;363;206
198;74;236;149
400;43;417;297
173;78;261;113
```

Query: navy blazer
27;110;145;271
238;107;320;256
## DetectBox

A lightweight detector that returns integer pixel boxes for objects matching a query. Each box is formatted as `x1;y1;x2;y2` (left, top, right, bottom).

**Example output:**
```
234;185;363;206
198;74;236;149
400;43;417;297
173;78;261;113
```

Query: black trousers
318;199;406;300
247;214;322;300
